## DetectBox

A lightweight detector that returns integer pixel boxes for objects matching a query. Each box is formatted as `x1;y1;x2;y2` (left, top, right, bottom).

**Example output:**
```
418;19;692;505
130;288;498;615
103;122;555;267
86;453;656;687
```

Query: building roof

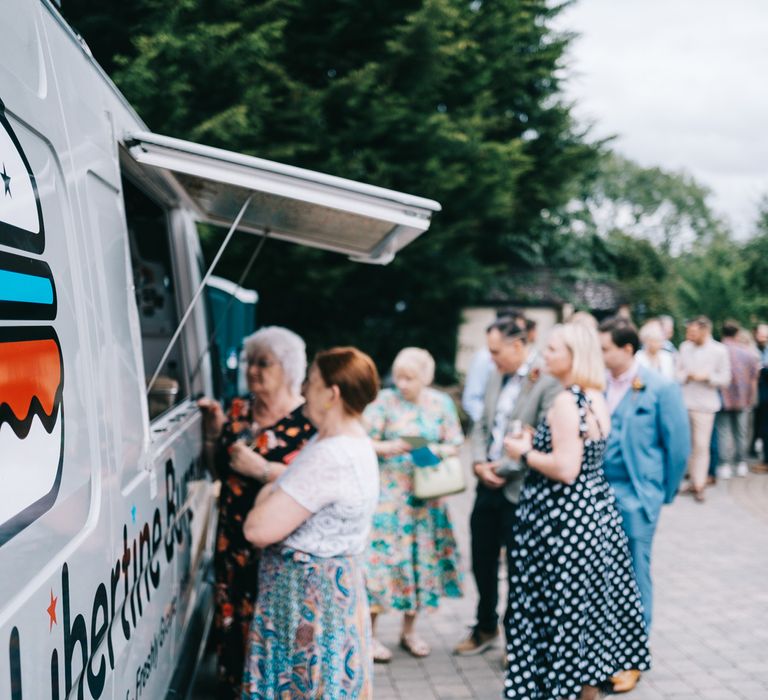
484;268;627;312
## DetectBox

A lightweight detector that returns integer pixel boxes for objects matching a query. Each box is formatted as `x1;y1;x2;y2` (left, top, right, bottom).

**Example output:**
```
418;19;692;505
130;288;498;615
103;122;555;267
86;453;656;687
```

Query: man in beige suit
676;316;731;502
454;316;560;655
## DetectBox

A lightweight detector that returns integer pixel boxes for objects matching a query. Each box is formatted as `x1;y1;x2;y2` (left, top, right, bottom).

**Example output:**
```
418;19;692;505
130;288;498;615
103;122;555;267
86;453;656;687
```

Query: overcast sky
558;0;768;236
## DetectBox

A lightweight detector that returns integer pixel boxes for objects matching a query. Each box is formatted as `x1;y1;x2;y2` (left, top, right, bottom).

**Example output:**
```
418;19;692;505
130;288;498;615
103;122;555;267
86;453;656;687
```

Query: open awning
125;131;441;264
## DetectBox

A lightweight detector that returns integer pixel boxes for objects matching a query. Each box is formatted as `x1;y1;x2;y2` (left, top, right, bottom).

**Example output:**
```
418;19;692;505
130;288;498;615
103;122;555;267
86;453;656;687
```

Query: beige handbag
413;456;466;500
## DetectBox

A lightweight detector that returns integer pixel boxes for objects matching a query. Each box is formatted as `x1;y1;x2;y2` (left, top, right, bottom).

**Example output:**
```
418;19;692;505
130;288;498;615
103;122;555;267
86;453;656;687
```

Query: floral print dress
213;397;315;700
364;387;464;612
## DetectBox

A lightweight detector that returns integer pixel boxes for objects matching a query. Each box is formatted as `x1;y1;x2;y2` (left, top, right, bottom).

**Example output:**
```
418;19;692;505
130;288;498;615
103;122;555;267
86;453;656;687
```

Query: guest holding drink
503;324;650;700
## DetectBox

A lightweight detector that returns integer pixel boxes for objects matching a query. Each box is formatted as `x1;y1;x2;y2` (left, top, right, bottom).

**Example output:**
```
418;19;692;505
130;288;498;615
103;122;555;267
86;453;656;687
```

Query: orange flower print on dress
229;397;246;418
255;430;278;453
221;602;234;627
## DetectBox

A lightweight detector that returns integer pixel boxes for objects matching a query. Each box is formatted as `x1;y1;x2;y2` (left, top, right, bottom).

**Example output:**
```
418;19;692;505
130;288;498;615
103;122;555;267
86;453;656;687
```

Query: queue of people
195;311;768;699
199;330;468;698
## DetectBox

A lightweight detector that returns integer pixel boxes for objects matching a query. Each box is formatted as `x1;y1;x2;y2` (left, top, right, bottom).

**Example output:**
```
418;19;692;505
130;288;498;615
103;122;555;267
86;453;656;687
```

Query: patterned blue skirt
242;547;373;699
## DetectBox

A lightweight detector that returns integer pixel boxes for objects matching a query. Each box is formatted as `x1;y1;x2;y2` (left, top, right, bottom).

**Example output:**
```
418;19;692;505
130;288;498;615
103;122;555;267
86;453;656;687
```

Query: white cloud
558;0;768;235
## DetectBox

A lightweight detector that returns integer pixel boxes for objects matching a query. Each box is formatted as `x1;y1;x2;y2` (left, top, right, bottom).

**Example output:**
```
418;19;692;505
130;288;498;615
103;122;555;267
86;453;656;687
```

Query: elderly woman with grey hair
636;319;675;379
364;347;464;662
197;326;315;700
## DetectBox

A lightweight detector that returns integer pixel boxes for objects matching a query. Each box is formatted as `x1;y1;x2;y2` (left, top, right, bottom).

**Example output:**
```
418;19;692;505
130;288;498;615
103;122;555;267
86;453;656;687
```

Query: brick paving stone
698;691;744;700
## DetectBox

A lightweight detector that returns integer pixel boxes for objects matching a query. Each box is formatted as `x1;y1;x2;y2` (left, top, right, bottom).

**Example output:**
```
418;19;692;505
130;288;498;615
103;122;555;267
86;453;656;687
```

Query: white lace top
276;434;379;557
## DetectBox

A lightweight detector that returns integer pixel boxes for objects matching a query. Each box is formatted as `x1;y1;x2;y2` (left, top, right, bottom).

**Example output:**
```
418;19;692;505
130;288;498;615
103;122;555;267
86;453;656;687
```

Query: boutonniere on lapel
631;376;645;393
527;367;541;383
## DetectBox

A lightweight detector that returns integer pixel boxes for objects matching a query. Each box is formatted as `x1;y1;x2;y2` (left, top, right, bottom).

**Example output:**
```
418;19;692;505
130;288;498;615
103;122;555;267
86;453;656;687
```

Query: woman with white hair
364;347;464;662
503;324;650;699
636;319;675;379
197;326;315;699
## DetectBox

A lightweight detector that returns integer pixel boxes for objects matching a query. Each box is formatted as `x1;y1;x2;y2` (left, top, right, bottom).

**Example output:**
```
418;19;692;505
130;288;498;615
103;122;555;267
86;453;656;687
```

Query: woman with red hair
241;347;381;699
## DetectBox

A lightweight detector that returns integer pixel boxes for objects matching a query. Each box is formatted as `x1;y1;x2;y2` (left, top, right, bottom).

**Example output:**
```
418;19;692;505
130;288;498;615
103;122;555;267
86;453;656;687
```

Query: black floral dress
212;397;314;699
503;387;650;700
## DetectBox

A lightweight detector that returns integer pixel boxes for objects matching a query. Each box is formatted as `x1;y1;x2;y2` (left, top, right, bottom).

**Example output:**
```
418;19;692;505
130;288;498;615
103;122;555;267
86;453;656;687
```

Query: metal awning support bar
187;228;270;388
147;194;253;394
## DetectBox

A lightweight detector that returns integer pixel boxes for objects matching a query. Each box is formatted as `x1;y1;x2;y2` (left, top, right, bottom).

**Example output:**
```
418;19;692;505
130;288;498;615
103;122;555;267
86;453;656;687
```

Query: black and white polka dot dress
503;387;650;700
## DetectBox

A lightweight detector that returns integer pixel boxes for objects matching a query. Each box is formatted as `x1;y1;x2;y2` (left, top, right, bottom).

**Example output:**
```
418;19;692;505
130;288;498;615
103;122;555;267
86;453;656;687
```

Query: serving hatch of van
125;130;441;265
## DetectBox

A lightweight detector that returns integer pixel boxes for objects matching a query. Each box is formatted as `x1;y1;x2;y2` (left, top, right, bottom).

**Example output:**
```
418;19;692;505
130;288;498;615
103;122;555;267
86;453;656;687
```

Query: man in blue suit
598;317;690;692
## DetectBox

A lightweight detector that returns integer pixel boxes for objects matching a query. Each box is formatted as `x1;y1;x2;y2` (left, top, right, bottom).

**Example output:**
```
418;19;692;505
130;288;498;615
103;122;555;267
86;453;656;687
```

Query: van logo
0;102;63;546
0;101;45;254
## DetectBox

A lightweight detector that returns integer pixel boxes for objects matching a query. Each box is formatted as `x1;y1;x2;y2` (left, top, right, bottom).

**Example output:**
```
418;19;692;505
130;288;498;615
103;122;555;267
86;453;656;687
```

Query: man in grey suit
454;316;560;655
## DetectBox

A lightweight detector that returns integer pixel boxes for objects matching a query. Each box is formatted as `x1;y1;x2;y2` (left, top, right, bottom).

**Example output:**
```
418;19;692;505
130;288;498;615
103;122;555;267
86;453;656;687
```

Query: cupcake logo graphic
0;101;63;546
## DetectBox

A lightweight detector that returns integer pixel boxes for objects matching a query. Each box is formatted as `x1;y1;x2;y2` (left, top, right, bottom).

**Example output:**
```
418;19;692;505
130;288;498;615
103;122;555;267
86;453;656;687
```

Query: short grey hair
243;326;307;394
393;347;435;385
639;320;664;344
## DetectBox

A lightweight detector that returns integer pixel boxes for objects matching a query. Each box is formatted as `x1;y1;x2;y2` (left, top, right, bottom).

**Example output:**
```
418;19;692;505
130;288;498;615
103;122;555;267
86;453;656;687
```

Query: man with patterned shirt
716;320;760;479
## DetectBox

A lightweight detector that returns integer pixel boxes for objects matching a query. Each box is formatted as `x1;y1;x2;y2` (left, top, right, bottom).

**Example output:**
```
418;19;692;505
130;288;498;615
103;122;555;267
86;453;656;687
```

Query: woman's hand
504;431;533;460
197;397;226;440
376;439;411;458
229;440;268;479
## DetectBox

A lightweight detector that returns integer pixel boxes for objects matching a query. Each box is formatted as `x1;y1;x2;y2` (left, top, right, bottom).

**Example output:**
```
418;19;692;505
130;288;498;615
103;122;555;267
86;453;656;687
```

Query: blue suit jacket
604;366;690;530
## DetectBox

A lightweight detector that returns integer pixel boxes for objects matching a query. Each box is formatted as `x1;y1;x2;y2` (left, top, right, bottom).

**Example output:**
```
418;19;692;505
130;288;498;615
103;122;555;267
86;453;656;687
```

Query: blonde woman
364;347;463;661
502;324;650;700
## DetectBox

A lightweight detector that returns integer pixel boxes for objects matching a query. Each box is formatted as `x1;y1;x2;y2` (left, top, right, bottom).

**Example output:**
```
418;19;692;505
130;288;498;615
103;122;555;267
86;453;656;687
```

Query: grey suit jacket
470;367;561;502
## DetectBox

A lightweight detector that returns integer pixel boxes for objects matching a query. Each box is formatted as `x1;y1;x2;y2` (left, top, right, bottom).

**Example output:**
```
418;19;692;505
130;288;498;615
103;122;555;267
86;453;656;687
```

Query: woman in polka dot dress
502;323;650;700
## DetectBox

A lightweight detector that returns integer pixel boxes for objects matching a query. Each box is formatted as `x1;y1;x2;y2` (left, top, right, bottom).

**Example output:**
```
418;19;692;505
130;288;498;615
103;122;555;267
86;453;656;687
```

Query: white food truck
0;2;441;698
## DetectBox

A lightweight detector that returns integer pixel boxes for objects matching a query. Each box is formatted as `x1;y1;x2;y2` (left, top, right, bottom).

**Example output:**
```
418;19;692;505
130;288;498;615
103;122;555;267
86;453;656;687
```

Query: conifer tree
63;0;597;378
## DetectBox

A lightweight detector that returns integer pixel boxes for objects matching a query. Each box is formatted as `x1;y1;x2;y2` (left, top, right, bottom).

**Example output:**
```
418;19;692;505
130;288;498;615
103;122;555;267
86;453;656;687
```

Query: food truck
0;2;441;697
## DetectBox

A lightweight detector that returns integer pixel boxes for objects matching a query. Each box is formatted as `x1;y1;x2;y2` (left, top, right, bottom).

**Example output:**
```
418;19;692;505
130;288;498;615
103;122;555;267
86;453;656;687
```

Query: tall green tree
674;232;751;330
62;0;599;378
552;152;728;325
567;152;723;254
742;196;768;322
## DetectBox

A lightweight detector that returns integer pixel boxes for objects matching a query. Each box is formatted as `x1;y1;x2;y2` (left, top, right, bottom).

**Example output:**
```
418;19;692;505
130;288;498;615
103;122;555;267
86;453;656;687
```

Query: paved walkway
191;461;768;699
372;464;768;700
